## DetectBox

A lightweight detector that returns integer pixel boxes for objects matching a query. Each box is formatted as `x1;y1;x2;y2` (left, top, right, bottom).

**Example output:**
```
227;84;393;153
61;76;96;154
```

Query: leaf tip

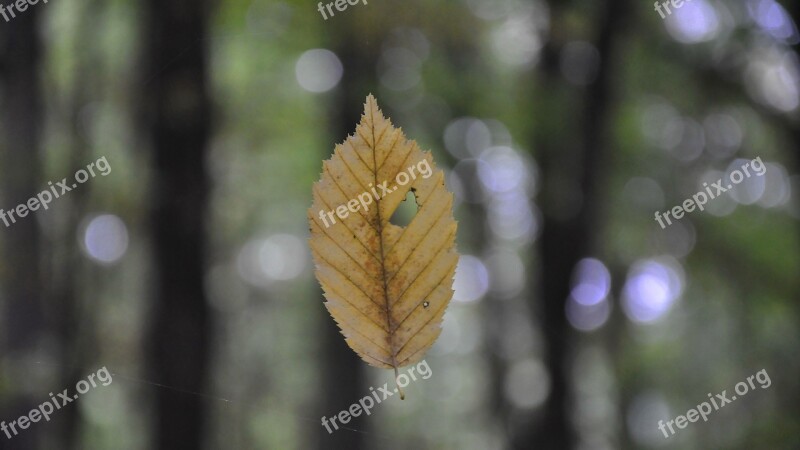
362;93;388;126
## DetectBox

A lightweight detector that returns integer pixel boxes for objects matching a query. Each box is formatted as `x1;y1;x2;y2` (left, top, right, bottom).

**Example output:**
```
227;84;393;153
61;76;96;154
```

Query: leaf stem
394;366;405;400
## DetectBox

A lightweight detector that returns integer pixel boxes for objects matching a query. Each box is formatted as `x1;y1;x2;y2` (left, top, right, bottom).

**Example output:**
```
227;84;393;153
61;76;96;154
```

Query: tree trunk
142;0;213;448
0;7;45;450
518;1;629;448
313;27;379;450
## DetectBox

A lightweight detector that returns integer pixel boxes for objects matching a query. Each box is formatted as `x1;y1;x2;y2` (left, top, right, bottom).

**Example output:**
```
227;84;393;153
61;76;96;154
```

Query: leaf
308;95;458;398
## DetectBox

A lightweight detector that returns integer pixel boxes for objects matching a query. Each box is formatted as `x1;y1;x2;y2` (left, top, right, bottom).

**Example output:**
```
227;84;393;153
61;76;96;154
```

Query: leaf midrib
368;104;399;373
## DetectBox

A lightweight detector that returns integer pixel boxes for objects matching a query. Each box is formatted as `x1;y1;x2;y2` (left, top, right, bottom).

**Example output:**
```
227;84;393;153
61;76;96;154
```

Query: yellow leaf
308;95;458;398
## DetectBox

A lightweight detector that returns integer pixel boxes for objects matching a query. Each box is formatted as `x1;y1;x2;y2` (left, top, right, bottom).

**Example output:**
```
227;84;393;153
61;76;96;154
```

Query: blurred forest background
0;0;798;448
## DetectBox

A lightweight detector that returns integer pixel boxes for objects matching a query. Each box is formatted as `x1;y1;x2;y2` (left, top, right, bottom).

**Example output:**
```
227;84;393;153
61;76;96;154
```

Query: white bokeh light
758;162;791;208
491;13;542;68
745;48;800;112
237;234;308;288
699;169;738;217
82;214;129;265
478;146;528;194
486;248;525;299
622;258;684;324
665;0;721;44
295;49;343;93
505;358;550;409
627;392;672;447
727;158;767;205
703;113;743;158
570;258;611;306
453;255;490;303
566;296;611;332
748;0;799;43
258;234;306;281
487;191;539;243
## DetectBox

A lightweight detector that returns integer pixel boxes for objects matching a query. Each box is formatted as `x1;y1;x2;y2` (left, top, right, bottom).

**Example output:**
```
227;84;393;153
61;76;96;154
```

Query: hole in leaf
389;189;418;227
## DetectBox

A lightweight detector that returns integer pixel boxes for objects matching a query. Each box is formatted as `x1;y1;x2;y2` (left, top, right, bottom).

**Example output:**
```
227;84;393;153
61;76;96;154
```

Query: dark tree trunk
142;0;213;448
0;8;45;450
313;26;379;450
518;1;629;448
